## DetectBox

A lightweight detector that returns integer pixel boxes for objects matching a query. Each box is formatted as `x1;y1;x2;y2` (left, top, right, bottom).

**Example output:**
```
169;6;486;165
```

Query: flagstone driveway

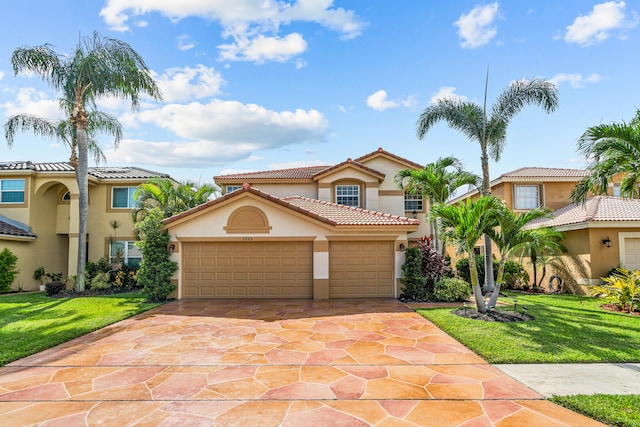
0;299;602;426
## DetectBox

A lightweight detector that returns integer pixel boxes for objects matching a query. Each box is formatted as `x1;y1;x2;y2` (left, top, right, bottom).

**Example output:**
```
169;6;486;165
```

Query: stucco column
313;239;329;299
395;239;408;298
67;194;80;281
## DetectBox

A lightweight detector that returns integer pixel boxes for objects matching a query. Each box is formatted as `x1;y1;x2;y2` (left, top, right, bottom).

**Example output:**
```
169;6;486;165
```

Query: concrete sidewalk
495;363;640;398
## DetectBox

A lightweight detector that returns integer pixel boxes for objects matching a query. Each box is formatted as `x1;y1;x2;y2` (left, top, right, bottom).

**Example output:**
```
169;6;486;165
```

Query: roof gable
163;184;419;229
312;159;385;181
354;147;423;170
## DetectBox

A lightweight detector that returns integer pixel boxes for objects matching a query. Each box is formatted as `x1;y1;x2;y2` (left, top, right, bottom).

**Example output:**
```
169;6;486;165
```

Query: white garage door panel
624;238;640;270
183;242;312;298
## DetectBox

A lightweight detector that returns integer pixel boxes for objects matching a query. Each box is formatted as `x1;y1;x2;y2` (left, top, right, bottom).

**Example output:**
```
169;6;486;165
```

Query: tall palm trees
7;32;161;291
416;76;559;291
571;109;640;203
395;156;479;254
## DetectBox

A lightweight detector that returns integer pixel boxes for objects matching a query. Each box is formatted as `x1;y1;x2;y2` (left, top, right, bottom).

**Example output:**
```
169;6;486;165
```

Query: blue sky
1;1;639;185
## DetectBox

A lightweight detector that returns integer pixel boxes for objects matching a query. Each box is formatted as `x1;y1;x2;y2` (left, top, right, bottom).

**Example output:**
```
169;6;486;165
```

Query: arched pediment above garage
224;206;271;233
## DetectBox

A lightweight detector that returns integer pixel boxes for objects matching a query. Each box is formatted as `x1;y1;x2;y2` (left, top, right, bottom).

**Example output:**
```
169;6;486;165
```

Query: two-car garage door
181;240;394;299
182;242;313;298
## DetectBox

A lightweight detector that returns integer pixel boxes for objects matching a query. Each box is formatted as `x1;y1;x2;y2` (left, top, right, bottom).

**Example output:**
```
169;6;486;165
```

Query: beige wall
247;183;318;199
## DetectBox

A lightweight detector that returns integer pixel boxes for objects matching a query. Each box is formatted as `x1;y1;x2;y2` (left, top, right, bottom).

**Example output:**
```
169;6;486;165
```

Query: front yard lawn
417;292;640;364
550;394;640;427
418;293;640;426
0;291;161;366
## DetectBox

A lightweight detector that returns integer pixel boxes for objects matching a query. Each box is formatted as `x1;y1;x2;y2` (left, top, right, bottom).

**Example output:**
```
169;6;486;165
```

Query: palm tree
485;203;554;307
431;195;503;313
416;75;559;292
8;32;161;291
516;227;566;290
5;110;120;168
395;156;480;254
571;110;640;203
133;178;219;221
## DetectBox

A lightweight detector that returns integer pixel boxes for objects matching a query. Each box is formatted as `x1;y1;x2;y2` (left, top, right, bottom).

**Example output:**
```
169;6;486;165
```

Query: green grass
550;394;640;427
417;292;640;364
0;291;161;366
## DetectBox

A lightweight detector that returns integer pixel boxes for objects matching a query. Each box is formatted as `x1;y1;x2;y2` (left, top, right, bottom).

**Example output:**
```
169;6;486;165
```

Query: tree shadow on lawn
479;302;640;362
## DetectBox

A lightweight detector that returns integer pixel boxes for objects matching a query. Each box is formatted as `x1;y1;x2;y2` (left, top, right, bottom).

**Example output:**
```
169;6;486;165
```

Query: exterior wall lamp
399;243;405;251
168;244;176;253
412;210;417;219
602;237;612;248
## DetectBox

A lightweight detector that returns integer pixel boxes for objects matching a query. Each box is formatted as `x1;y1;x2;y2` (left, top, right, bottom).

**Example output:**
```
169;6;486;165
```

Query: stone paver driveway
0;299;602;426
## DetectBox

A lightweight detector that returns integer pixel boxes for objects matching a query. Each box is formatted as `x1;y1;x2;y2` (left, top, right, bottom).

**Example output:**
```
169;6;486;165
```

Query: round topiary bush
433;277;472;302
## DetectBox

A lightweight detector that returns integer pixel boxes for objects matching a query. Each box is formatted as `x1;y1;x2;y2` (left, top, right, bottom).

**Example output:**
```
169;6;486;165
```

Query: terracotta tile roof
214;166;331;181
501;167;591;178
0;162;169;180
283;196;419;226
0;215;36;239
354;147;424;169
525;196;640;229
163;183;419;228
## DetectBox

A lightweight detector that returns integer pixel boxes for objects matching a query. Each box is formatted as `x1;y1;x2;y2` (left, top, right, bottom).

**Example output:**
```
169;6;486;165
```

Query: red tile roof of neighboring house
354;147;424;170
525;196;640;229
163;184;419;228
0;215;36;239
213;165;330;181
500;167;591;178
0;162;169;179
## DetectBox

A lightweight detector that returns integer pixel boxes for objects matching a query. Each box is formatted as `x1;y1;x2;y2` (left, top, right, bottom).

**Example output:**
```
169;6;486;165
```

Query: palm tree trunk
469;254;488;313
479;150;495;293
488;258;506;308
73;106;89;291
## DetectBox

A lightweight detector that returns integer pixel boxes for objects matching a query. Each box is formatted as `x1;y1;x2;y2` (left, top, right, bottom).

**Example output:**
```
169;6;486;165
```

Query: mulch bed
453;308;534;322
49;288;139;298
601;303;640;316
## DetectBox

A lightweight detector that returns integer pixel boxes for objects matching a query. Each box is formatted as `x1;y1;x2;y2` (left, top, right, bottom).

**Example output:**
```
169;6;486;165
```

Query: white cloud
99;0;365;63
429;87;468;104
2;87;63;120
177;34;196;51
218;33;308;63
565;1;638;46
550;73;601;88
135;20;148;28
366;90;398;111
110;100;329;167
152;65;225;102
0;71;5;81
454;2;500;48
366;90;415;112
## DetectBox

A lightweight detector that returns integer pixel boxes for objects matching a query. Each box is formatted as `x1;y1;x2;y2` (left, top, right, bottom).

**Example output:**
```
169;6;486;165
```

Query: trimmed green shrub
455;256;499;287
0;248;19;293
502;260;529;290
136;208;178;302
89;272;111;290
401;246;428;301
45;281;66;296
433;277;472;302
592;268;640;313
86;258;111;283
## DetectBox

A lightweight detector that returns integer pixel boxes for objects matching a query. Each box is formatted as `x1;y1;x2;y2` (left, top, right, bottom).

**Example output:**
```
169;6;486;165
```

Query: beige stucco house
451;167;640;293
163;148;427;300
0;161;169;290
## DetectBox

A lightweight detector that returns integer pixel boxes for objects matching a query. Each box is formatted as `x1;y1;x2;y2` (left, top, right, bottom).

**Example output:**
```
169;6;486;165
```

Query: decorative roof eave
0;234;37;242
354;147;424;170
312;159;385;181
214;177;316;185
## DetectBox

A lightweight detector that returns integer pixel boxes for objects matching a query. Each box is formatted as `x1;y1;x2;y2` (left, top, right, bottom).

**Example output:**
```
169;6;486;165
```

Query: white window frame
404;193;423;211
613;183;621;197
111;186;137;209
226;185;242;193
109;240;142;266
336;184;360;207
0;179;25;204
514;185;540;210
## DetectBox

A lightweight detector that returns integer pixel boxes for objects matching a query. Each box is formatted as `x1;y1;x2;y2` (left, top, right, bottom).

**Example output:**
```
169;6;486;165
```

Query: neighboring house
0;161;169;290
163;148;428;300
451;167;638;293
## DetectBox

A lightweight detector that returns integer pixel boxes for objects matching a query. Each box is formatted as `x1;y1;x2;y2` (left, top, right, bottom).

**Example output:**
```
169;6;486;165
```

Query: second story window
336;185;360;207
226;185;242;193
0;179;25;203
514;185;540;209
404;194;423;211
112;187;137;209
613;183;621;197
